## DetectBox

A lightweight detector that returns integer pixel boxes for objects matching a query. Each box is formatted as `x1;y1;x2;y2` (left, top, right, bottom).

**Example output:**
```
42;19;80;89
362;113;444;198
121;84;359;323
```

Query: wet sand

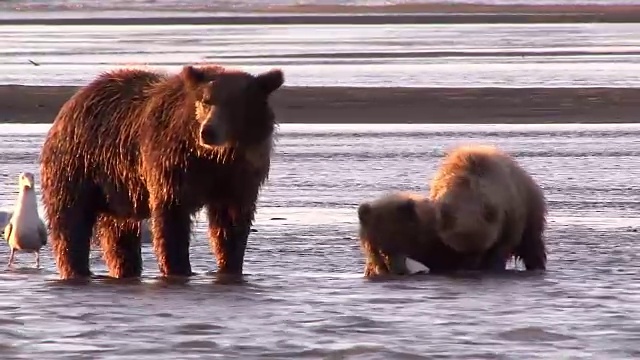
3;3;640;25
3;85;639;124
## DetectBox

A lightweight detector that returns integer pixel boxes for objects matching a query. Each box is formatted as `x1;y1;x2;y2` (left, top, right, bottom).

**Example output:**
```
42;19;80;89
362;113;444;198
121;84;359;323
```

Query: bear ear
396;199;416;218
255;69;284;95
358;203;372;224
181;65;206;89
483;204;499;223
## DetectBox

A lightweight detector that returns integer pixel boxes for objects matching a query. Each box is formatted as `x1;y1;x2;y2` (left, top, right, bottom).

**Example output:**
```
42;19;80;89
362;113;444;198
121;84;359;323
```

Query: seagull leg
35;251;40;269
7;249;15;268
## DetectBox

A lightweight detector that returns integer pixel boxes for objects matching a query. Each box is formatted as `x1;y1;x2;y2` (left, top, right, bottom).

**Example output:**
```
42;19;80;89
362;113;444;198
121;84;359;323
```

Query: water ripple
4;23;640;87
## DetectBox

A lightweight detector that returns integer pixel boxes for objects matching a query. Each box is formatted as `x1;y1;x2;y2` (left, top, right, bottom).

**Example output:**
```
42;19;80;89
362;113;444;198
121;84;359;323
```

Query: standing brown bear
429;144;548;271
40;64;284;280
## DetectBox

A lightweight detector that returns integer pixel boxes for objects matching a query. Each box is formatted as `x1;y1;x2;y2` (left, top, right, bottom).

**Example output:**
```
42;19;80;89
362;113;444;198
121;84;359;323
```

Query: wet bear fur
40;64;284;279
429;144;548;271
357;191;468;277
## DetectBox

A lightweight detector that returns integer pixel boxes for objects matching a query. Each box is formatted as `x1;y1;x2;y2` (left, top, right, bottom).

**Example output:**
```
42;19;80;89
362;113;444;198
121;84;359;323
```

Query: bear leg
150;204;193;277
477;218;520;271
360;240;388;277
514;213;547;271
514;235;546;271
477;247;509;271
207;205;253;275
363;258;378;277
96;216;143;278
49;202;97;279
510;188;547;270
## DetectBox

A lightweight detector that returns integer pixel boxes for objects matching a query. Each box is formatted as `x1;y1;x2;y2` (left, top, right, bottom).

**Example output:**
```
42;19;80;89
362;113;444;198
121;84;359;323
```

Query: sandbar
2;85;638;124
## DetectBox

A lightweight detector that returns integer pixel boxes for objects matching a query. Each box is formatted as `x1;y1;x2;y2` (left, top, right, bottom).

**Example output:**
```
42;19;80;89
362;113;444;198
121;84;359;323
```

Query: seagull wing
3;222;12;243
38;221;48;246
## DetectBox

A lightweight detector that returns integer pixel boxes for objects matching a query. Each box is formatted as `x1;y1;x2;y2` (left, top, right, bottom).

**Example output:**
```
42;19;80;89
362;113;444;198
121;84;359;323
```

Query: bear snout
443;231;493;254
199;121;228;147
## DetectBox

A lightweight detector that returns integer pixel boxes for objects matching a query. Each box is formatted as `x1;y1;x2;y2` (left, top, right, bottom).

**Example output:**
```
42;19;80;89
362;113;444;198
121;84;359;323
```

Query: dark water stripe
3;13;640;26
279;130;640;139
273;151;640;160
214;50;640;59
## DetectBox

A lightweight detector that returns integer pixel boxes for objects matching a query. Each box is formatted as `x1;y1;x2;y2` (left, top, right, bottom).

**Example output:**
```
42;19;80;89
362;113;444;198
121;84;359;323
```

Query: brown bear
357;191;473;277
429;144;548;271
40;64;284;280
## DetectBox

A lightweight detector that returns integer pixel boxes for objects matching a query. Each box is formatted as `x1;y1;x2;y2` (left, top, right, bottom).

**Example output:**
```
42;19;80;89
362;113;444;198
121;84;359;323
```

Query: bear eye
483;204;498;223
439;204;456;230
201;81;216;104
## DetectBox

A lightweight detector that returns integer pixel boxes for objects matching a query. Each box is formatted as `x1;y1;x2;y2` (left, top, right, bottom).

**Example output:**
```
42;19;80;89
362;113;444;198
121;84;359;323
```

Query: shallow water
0;123;638;359
3;22;640;87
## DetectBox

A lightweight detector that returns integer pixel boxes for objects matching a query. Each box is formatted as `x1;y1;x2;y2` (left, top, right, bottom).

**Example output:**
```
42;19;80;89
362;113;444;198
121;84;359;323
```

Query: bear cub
429;144;548;271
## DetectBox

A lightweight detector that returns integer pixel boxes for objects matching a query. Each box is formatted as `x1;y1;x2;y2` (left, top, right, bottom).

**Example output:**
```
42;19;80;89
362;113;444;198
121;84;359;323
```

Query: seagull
4;172;48;268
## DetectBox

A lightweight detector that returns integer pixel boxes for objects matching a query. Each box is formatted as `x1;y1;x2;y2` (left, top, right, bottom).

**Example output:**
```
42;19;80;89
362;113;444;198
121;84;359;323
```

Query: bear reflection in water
357;145;548;277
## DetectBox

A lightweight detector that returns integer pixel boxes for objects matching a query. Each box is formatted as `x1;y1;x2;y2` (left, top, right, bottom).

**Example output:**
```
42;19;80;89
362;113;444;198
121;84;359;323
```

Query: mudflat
3;85;639;124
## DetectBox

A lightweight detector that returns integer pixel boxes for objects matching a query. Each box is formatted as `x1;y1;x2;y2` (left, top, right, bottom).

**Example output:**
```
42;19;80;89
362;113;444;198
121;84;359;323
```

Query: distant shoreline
3;85;640;124
2;3;640;25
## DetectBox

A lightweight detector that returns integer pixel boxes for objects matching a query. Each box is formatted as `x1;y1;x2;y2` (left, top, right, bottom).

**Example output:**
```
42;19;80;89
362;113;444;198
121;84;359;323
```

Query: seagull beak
22;177;34;189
